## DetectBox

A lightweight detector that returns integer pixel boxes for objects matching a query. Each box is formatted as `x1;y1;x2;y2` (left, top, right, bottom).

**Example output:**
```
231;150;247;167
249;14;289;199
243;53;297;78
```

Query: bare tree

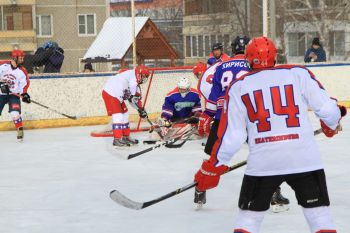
278;0;350;61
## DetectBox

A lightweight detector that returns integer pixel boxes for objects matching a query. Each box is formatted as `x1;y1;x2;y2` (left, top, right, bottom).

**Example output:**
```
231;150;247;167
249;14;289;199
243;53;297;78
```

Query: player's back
229;65;332;176
209;55;250;119
103;69;134;100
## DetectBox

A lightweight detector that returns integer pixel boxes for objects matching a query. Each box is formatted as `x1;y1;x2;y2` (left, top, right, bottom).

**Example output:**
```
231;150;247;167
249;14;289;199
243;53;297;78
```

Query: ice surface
0;113;349;233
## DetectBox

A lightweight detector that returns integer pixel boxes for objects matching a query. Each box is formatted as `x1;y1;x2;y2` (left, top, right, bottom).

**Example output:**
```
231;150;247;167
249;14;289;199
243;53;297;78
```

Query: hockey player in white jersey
194;37;347;233
0;50;31;141
195;36;290;211
102;65;150;147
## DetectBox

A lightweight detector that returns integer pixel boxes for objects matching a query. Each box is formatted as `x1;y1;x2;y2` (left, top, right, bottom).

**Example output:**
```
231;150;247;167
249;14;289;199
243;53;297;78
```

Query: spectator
23;47;55;74
83;63;95;72
44;47;64;73
304;37;326;63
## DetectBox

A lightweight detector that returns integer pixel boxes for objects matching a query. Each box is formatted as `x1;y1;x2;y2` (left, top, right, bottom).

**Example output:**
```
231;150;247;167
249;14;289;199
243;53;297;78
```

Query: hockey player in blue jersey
161;77;202;127
198;36;251;139
195;36;290;212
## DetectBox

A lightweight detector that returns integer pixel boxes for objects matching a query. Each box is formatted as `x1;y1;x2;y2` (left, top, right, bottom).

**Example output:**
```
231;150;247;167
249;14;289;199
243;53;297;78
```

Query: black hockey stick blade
314;128;322;136
109;160;247;210
127;137;181;160
164;139;188;148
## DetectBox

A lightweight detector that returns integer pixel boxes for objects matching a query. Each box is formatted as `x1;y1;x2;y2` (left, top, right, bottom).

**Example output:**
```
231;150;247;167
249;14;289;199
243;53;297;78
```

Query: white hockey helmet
177;77;191;97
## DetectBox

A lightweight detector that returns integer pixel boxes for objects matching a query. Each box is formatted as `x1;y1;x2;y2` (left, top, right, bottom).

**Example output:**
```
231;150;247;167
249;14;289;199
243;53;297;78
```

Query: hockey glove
138;107;148;119
128;95;140;105
198;112;213;136
21;93;31;103
195;160;229;192
161;118;172;128
339;105;347;117
0;82;9;95
321;105;347;138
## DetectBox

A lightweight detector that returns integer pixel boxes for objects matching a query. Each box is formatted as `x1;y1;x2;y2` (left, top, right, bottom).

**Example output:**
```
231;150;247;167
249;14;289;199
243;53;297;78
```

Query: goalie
102;65;150;147
151;77;202;141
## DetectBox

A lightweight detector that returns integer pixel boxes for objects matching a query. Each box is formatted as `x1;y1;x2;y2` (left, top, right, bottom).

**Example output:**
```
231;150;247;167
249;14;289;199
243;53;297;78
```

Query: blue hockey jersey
205;54;251;119
161;87;202;121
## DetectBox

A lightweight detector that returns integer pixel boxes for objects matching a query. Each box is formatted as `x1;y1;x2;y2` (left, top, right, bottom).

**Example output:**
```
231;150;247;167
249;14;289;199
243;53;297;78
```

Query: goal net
91;66;197;137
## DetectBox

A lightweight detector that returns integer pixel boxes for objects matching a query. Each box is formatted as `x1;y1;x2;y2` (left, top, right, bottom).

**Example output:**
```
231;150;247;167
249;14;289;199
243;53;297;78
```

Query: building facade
0;0;108;72
182;0;262;65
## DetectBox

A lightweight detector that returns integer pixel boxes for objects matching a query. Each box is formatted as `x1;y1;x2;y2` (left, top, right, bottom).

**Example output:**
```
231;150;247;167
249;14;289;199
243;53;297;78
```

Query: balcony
0;0;35;5
0;4;36;51
0;30;36;51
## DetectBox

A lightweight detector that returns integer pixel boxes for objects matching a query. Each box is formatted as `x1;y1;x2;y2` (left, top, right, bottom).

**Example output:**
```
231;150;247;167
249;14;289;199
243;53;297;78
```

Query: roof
83;17;177;62
83;17;149;61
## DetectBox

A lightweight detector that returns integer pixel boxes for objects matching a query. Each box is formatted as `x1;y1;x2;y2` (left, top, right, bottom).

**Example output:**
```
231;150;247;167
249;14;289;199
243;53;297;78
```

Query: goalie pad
149;118;200;141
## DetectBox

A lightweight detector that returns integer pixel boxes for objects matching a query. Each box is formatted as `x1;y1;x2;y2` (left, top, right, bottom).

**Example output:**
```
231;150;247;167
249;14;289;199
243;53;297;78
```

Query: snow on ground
0;113;349;233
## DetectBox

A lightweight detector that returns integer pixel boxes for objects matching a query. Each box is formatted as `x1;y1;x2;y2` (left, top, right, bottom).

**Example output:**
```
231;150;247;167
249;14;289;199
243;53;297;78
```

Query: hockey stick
31;100;78;120
127;126;196;159
109;160;247;210
163;127;196;148
127;136;183;160
112;128;324;208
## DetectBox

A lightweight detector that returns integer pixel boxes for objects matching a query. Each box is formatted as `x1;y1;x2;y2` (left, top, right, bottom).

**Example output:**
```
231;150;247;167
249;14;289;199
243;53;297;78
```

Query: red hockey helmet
245;37;277;69
12;49;25;58
192;62;206;78
135;65;150;84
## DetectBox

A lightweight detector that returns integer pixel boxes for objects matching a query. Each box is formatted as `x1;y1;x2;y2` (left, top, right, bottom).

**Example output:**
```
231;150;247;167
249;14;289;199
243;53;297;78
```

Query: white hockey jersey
103;69;140;102
197;62;220;101
0;63;28;95
212;65;341;176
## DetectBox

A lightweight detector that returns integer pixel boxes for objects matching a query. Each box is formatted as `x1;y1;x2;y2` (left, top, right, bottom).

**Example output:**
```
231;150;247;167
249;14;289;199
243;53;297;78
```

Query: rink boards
0;63;349;130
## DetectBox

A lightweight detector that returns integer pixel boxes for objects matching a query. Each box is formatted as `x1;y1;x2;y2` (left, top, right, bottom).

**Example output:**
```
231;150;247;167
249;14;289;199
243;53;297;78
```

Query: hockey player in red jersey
192;62;207;80
194;37;346;232
102;65;150;147
207;42;230;67
0;49;31;141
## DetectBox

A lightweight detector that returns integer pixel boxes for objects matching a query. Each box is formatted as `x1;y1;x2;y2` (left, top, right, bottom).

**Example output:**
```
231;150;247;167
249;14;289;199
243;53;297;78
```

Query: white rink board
0;63;349;123
0;113;349;233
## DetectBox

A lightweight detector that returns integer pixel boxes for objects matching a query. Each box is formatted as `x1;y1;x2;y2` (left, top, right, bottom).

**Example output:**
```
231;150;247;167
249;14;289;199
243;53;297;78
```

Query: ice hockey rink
0;113;349;233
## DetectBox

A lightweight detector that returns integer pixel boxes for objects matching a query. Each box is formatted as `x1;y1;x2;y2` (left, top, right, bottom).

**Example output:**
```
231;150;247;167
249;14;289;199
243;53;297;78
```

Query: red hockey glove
320;105;346;138
194;160;229;192
320;120;340;138
198;112;213;136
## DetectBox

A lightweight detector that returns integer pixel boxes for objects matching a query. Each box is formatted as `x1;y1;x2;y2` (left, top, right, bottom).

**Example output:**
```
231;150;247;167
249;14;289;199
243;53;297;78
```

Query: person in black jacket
44;47;64;73
304;38;326;63
23;47;55;74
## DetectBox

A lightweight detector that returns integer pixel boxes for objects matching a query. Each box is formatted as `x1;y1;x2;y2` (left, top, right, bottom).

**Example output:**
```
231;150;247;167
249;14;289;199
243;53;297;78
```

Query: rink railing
0;63;349;131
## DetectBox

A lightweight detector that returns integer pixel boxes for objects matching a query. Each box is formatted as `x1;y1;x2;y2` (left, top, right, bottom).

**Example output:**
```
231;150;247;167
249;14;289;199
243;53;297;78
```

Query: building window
330;31;345;56
36;15;53;37
78;14;96;36
186;34;230;58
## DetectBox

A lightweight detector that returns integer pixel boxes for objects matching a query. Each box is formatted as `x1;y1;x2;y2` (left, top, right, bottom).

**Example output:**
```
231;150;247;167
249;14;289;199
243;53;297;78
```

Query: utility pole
262;0;268;37
131;0;136;68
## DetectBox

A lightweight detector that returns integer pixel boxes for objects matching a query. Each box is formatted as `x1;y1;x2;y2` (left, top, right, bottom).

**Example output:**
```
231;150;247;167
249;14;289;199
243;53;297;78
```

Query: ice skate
122;136;139;145
17;127;24;142
194;189;206;210
271;187;290;213
113;138;130;147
